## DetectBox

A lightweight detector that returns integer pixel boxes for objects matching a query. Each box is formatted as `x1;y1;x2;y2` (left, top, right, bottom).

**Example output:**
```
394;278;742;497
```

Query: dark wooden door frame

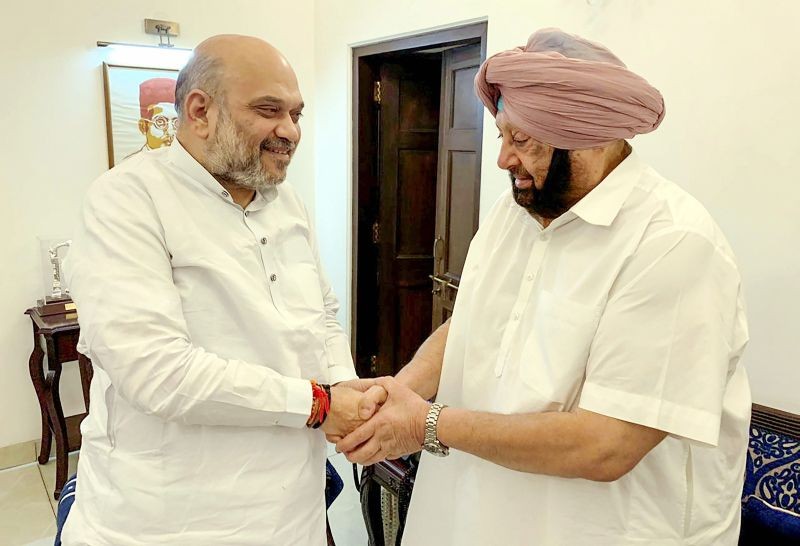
350;21;487;375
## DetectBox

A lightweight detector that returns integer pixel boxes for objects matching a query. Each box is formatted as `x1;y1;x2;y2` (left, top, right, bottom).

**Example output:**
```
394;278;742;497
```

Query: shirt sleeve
578;228;747;446
303;202;359;385
66;174;312;428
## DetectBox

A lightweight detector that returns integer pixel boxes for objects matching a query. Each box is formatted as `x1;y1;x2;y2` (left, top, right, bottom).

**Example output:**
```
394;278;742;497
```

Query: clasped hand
321;379;388;439
331;377;431;466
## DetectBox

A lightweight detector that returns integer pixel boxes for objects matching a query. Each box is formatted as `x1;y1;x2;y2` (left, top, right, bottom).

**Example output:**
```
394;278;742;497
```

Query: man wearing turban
136;77;179;153
339;28;749;545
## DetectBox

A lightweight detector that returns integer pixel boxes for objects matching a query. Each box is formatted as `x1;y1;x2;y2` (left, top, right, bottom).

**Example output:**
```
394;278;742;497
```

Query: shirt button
526;274;534;281
513;312;520;321
244;211;250;217
222;191;229;198
260;237;268;245
270;274;278;282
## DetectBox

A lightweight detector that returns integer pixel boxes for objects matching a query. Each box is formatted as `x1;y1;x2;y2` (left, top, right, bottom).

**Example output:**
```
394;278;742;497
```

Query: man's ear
182;89;214;139
138;119;149;135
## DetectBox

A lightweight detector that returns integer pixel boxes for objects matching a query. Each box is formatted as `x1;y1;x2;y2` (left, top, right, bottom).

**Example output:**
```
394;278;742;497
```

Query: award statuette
48;240;71;300
37;238;76;317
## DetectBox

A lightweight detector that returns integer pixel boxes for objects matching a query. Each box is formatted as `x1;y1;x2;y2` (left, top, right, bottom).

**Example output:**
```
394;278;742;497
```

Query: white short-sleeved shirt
403;151;750;546
62;142;356;546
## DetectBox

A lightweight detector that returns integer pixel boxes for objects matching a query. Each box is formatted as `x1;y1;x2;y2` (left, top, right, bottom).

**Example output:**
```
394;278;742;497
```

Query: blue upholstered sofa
739;404;800;545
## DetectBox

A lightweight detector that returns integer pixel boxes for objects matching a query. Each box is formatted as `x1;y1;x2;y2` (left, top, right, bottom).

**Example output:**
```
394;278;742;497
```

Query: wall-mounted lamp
147;19;179;48
97;19;192;68
96;41;191;52
97;18;187;50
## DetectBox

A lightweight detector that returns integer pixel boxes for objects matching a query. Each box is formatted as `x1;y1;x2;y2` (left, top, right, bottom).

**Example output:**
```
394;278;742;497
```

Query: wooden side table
26;306;93;499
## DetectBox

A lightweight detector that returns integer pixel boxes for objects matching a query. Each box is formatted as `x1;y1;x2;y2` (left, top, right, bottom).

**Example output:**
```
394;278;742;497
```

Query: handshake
321;377;432;465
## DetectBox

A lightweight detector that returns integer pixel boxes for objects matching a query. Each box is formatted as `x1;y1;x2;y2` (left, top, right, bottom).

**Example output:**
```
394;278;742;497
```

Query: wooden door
374;59;441;376
431;44;484;327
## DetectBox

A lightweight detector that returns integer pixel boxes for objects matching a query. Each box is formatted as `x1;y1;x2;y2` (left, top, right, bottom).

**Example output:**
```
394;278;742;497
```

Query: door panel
432;44;484;327
376;60;441;376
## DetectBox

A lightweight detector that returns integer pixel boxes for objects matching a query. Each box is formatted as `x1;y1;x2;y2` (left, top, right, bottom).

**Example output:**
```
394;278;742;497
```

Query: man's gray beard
204;111;286;191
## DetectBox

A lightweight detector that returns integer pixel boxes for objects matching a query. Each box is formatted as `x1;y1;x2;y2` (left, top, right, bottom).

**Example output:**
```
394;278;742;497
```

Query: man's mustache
508;168;532;180
260;138;296;153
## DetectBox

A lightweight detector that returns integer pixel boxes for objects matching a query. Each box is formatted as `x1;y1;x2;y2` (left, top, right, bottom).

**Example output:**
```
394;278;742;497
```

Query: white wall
0;0;317;449
2;0;798;450
313;0;800;413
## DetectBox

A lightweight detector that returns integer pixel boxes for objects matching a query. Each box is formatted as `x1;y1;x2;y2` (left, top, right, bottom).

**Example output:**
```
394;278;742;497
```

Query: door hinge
373;81;381;105
372;221;381;244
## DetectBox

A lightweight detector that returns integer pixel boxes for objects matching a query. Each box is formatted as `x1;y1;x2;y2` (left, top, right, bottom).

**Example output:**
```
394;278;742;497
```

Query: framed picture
102;63;179;167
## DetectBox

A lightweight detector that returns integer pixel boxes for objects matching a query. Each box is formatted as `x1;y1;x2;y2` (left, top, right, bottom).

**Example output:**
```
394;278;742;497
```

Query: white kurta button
527;273;534;281
244;211;250;217
513;312;520;320
270;274;277;282
222;191;229;197
260;237;268;245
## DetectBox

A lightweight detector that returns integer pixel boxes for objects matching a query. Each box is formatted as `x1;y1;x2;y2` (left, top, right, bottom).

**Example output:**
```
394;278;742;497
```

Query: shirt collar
167;139;278;209
568;150;645;227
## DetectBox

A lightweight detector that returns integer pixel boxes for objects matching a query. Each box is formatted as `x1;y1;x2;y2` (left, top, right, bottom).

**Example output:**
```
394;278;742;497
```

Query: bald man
63;35;383;545
338;29;750;545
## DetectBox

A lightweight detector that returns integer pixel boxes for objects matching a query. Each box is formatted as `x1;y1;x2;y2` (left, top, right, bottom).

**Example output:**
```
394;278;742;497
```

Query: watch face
424;442;449;457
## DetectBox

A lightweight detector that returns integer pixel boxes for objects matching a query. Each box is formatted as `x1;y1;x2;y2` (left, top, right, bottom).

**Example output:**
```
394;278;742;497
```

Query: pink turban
139;78;176;120
475;28;665;150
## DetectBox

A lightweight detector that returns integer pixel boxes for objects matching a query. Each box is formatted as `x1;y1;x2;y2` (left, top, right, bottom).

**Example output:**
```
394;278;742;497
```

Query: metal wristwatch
423;402;450;457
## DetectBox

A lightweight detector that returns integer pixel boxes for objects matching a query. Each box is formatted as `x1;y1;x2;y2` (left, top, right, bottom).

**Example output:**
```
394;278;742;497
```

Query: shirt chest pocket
516;290;601;408
276;233;325;313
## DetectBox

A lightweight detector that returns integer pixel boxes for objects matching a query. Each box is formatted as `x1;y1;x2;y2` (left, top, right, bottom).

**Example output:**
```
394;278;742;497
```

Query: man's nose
497;141;520;171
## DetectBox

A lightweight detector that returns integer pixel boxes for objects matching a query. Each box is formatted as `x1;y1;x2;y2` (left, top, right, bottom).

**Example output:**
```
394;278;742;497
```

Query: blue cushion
325;459;344;509
740;495;800;545
744;426;800;514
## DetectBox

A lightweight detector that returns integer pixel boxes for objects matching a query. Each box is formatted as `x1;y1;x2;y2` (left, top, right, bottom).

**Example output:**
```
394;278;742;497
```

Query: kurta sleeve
579;228;748;445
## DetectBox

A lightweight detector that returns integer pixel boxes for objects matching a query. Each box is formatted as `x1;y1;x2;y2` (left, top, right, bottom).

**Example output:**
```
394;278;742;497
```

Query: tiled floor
0;450;75;546
0;450;367;545
37;455;79;517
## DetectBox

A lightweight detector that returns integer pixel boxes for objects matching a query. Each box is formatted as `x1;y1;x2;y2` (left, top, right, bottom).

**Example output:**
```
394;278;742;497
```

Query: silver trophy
48;240;72;300
38;238;72;305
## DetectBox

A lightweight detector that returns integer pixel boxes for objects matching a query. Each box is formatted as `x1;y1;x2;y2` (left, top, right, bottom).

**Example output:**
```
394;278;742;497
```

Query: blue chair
53;475;77;546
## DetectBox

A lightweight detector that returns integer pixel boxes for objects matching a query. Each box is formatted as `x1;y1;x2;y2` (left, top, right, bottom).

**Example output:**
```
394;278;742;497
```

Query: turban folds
139;78;177;120
475;28;665;150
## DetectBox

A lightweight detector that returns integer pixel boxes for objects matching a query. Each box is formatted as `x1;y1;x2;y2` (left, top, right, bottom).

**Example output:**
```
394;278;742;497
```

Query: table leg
326;516;335;546
28;324;51;465
44;337;69;500
78;354;93;411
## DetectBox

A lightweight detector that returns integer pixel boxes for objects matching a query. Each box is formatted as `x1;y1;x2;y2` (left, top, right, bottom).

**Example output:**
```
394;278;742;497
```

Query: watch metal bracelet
423;402;449;457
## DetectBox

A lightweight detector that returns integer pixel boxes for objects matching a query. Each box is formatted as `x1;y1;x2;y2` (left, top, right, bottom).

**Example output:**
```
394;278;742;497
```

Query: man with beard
338;28;750;545
62;35;385;546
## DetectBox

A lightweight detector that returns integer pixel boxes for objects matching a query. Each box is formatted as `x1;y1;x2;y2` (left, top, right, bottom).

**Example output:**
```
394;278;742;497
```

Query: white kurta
403;152;750;545
62;142;356;546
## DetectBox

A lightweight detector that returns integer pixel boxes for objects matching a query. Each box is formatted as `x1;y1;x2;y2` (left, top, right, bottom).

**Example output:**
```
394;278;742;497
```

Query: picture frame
102;63;180;167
